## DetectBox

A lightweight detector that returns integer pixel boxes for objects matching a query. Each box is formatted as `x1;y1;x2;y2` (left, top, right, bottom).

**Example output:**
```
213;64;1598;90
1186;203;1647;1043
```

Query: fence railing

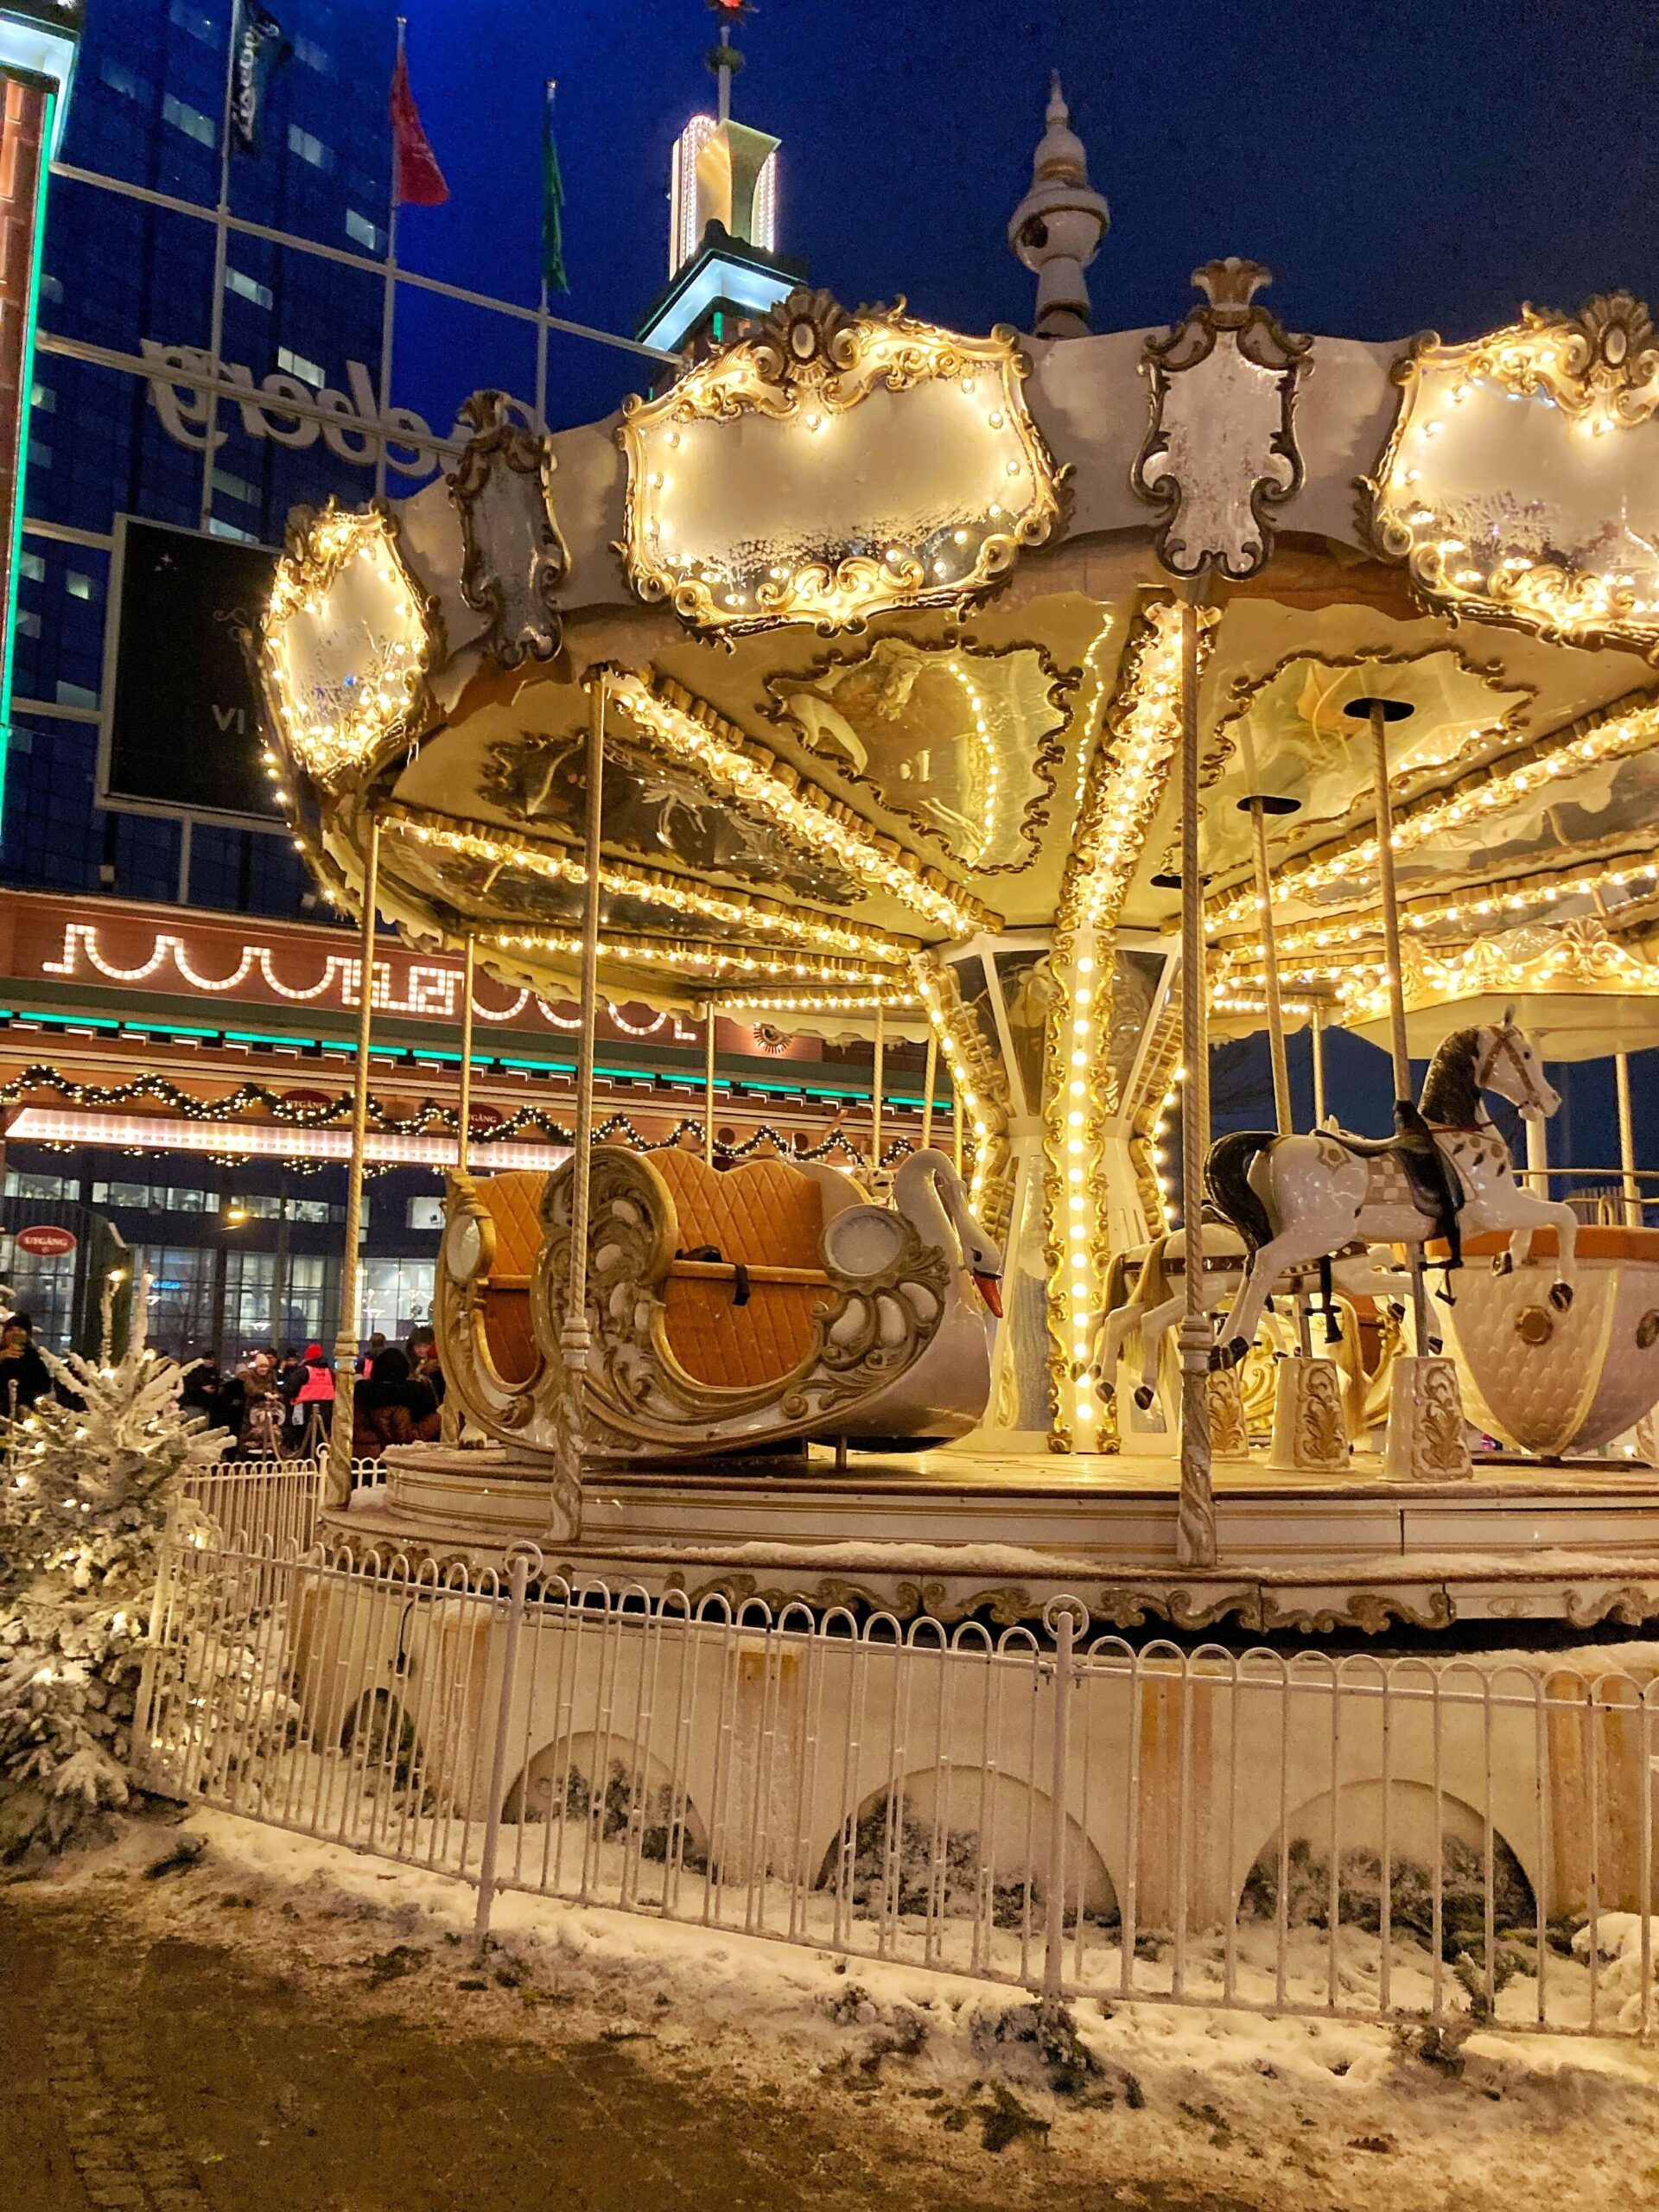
135;1533;1659;2041
181;1457;385;1556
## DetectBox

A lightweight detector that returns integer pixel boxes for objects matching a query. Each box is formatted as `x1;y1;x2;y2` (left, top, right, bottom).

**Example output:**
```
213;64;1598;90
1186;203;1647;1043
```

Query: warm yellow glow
261;505;431;784
618;296;1059;634
609;673;995;938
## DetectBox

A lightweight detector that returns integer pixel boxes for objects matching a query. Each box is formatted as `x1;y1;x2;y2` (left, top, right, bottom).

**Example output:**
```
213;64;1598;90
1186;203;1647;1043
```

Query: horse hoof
1132;1385;1155;1411
1549;1281;1574;1313
1492;1253;1514;1276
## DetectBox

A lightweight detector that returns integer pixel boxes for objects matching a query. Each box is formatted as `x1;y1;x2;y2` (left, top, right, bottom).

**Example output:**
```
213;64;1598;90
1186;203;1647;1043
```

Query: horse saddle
1327;1102;1465;1266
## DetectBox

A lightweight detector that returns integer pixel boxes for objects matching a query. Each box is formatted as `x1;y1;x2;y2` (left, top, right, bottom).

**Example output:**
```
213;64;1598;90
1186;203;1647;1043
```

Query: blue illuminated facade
3;0;400;914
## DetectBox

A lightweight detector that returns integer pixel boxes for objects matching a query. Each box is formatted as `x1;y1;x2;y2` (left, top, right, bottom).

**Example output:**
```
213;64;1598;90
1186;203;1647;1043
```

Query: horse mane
1419;1026;1486;1127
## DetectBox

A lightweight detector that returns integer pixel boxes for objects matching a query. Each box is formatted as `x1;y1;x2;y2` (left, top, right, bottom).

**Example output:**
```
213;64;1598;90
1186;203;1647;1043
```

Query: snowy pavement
6;1805;1659;2210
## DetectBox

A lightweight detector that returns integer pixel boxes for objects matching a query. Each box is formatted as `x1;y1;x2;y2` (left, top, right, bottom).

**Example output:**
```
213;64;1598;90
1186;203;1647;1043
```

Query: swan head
912;1149;1004;1317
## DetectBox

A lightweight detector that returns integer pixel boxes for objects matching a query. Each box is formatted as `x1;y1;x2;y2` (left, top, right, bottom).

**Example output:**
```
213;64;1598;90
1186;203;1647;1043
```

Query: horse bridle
1477;1022;1541;1114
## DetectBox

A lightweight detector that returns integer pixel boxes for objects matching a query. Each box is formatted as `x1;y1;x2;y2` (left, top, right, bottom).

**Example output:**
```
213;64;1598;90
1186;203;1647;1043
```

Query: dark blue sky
391;0;1659;429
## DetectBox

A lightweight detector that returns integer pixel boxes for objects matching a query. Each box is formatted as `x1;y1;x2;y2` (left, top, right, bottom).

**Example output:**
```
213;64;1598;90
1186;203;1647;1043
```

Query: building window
276;346;325;389
92;1180;219;1214
345;208;382;254
28;440;50;470
406;1197;445;1231
132;1246;215;1358
293;35;332;73
65;571;96;601
359;1258;435;1341
287;126;333;172
19;550;43;582
4;1170;75;1201
55;680;97;707
208;518;258;545
163;95;216;149
225;267;274;311
100;60;144;99
211;467;258;505
15;610;39;639
38;274;61;304
30;382;54;412
168;1;215;41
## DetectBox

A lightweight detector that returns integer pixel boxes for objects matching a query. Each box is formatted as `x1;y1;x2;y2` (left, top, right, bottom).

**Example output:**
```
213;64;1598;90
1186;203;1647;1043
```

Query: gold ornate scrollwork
448;388;569;668
529;1147;959;1458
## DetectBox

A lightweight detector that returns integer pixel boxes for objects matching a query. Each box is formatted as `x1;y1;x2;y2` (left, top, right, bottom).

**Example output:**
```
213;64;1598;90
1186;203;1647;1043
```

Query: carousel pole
563;675;607;1372
326;815;383;1510
1346;696;1471;1481
952;1087;964;1178
1309;1001;1327;1128
921;1025;938;1155
440;934;477;1447
1616;1052;1641;1226
1243;795;1345;1470
703;996;719;1166
1175;588;1217;1569
871;1003;886;1185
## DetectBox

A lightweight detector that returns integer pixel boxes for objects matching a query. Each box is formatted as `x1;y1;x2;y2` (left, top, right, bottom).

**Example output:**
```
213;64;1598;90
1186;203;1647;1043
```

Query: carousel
254;92;1659;1636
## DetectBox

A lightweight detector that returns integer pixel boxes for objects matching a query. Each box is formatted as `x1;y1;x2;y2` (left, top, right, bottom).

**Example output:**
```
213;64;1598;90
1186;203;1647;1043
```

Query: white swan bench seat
434;1145;1003;1460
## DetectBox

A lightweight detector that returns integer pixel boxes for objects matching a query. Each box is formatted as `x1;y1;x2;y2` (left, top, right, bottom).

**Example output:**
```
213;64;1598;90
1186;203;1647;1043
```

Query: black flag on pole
230;4;289;157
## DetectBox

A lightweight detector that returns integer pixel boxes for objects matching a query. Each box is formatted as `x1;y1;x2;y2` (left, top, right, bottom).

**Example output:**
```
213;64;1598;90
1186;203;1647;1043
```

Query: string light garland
610;673;996;939
387;804;912;966
480;924;899;988
260;504;435;783
1205;689;1659;934
617;291;1060;635
1045;599;1217;1445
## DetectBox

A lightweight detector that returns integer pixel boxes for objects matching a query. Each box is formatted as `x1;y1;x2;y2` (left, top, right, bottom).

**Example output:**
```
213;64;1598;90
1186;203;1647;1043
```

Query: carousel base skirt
329;1440;1659;1637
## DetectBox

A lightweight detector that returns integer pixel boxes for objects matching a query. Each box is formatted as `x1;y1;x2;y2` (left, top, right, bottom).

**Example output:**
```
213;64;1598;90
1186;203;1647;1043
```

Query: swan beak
973;1271;1004;1319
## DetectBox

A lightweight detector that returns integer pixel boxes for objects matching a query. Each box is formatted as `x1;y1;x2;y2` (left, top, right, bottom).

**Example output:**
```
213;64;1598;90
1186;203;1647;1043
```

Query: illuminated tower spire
1007;74;1110;339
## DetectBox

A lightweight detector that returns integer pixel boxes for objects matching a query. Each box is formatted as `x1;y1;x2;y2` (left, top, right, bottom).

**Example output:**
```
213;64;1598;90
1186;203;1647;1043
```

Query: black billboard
99;515;283;828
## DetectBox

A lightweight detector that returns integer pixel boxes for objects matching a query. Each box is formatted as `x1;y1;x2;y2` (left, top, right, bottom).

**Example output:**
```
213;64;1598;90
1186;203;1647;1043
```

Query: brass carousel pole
1346;696;1470;1480
326;814;382;1510
1243;793;1344;1469
871;1002;886;1185
921;1025;938;1155
562;676;607;1376
1309;1001;1326;1128
1616;1052;1641;1227
1176;590;1217;1570
440;934;476;1447
703;996;719;1166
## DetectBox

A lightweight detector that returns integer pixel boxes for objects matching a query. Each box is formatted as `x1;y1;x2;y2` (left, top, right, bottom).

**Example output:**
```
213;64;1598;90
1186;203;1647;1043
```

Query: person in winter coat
292;1344;335;1445
350;1345;441;1459
0;1313;53;1417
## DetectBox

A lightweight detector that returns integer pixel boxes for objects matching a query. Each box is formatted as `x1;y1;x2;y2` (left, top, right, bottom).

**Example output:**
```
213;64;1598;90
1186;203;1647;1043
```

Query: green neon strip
0;85;56;843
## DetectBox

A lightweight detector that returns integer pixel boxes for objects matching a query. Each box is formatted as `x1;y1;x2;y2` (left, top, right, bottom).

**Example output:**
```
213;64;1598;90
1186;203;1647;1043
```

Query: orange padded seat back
651;1150;832;1389
652;1149;825;1271
474;1171;547;1388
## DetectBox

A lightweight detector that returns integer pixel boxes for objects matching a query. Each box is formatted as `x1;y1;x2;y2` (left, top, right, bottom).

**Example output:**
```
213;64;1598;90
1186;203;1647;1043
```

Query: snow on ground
21;1805;1659;2211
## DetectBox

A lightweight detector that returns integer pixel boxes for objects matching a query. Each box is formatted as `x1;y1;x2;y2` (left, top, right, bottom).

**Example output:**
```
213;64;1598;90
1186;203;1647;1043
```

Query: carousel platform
330;1441;1659;1637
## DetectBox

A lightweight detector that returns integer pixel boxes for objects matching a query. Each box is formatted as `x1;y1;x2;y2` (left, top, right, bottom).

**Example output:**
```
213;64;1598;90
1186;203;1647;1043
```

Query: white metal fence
181;1458;384;1556
135;1524;1659;2041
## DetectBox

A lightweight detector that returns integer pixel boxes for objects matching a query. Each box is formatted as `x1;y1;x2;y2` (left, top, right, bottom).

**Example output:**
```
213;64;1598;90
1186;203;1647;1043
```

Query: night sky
391;0;1656;1163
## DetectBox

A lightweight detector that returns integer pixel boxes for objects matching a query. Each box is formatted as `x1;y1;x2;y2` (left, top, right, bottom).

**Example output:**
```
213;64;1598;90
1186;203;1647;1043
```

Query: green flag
542;81;569;295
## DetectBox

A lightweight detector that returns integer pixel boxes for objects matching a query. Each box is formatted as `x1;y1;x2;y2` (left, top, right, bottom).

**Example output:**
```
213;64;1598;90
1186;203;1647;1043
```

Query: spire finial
1007;75;1109;339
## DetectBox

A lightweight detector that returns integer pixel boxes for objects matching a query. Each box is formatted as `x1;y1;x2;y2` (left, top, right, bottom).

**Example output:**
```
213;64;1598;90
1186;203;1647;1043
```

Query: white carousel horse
1088;1220;1402;1409
1204;1015;1577;1370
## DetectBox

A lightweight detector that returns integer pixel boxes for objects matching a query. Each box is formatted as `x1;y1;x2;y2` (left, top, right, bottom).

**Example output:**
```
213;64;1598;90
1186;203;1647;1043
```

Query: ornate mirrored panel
767;639;1071;871
618;289;1060;635
1370;292;1659;657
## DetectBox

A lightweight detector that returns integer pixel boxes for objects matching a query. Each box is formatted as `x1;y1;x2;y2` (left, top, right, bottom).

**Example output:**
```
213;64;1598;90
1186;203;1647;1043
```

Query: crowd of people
176;1330;447;1461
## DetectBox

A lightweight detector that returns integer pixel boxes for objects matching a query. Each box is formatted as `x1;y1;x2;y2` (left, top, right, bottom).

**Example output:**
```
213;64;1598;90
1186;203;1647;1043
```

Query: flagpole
198;3;242;531
535;80;553;433
376;16;406;502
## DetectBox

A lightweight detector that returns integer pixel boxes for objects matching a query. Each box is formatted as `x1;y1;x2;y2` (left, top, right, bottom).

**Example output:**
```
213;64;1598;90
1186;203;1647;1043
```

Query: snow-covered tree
0;1302;231;1857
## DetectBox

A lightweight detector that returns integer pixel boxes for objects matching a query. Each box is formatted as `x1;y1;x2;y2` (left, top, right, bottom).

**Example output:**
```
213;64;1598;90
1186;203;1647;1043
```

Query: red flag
390;48;448;207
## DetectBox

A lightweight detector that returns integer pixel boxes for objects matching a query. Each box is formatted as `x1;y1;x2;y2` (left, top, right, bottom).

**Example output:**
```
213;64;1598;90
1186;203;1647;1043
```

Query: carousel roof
256;274;1659;1051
